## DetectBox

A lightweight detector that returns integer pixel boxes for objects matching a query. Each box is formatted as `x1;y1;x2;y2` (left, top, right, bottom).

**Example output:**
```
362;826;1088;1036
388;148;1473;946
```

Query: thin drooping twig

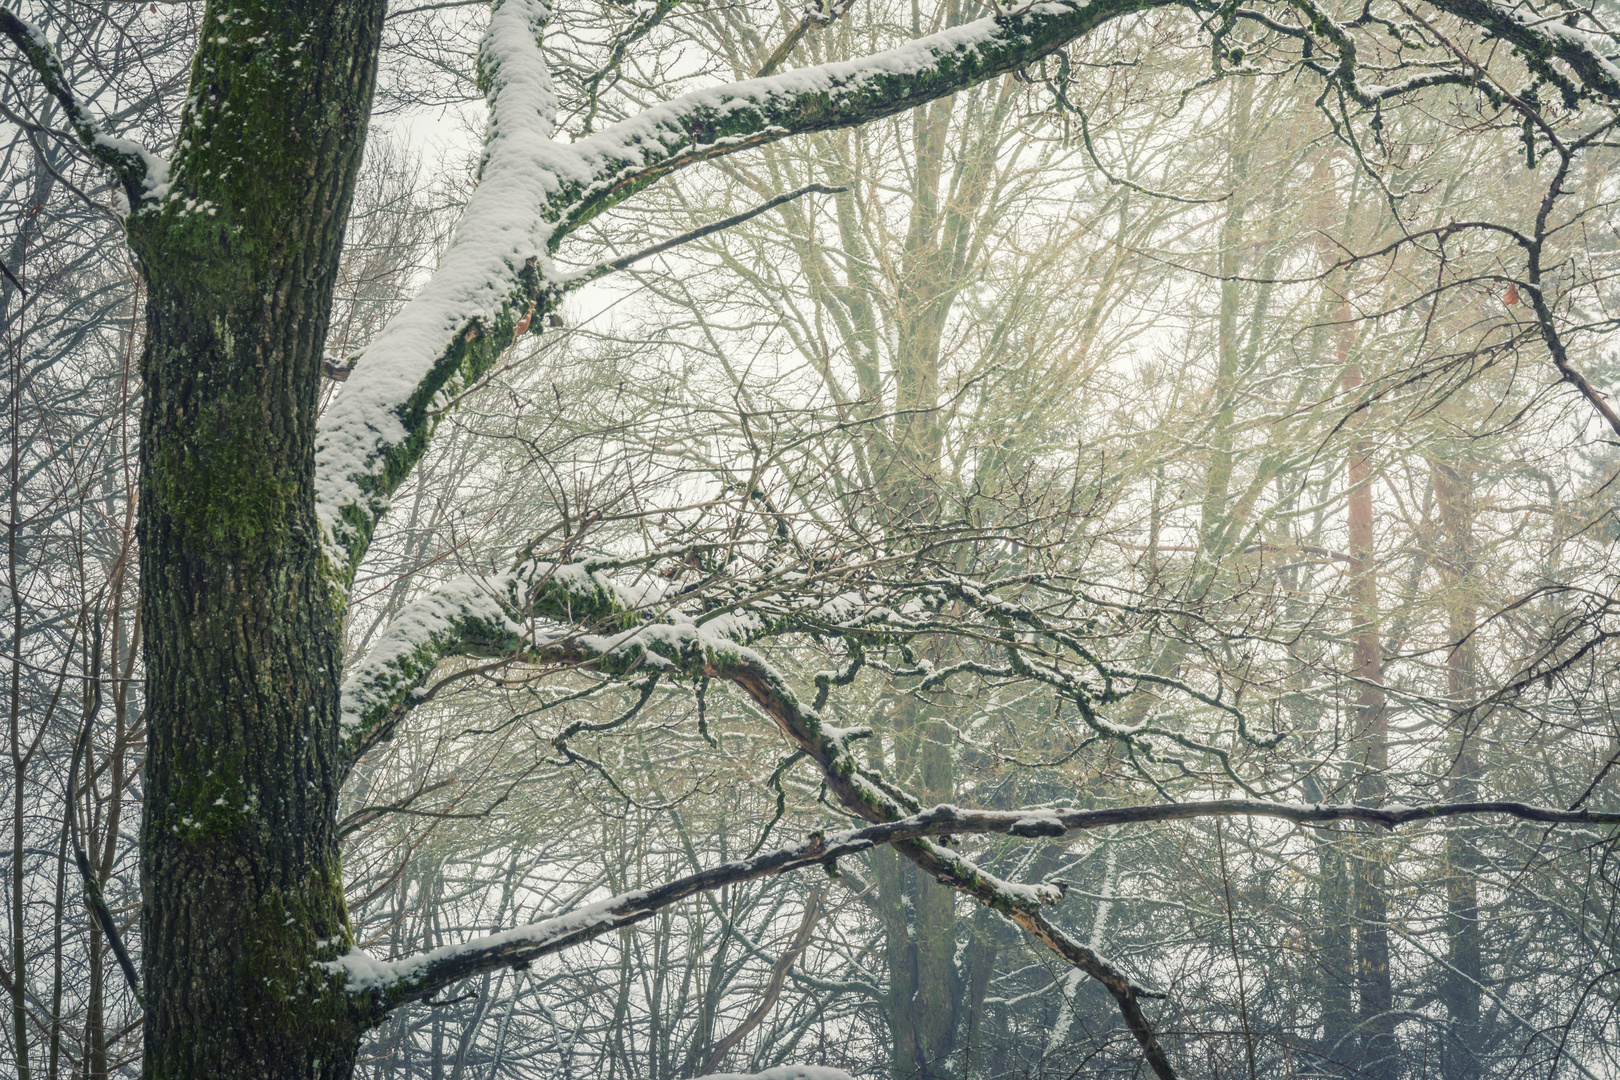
566;183;847;289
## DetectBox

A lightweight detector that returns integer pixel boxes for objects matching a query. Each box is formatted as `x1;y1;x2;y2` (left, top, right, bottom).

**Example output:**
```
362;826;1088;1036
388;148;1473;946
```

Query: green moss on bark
150;393;293;553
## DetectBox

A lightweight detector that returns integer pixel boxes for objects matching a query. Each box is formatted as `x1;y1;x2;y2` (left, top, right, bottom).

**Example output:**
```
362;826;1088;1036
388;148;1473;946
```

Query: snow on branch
336;557;651;766
339;544;1620;1073
322;787;1618;1027
339;552;1184;1071
1433;0;1620;101
337;555;1268;790
312;0;1160;582
315;0;560;581
325;806;1047;1008
310;0;1620;584
0;6;167;204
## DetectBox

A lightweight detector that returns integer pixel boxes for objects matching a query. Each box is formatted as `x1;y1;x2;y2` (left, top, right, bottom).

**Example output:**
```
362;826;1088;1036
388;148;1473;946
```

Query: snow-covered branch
0;6;166;203
310;0;1620;585
1426;0;1620;102
337;557;649;766
340;553;1184;1071
339;533;1620;1076
312;0;1161;581
326;788;1619;1045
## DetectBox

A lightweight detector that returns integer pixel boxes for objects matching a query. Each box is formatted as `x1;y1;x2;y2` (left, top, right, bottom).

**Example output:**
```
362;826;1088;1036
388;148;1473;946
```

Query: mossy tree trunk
124;2;386;1076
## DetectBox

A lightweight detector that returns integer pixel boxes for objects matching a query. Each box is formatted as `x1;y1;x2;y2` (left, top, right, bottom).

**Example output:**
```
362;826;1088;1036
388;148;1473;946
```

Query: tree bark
127;3;386;1076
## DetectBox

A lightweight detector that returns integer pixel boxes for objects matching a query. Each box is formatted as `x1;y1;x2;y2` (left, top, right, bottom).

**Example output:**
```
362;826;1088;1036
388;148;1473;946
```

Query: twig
565;183;847;289
68;619;142;1005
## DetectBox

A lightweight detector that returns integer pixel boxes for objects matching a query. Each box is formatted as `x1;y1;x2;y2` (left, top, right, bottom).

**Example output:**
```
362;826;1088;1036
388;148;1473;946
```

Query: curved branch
341;550;1620;1074
340;561;1180;1072
311;0;1620;584
0;6;165;204
1423;0;1620;103
312;0;1170;582
327;794;1616;1017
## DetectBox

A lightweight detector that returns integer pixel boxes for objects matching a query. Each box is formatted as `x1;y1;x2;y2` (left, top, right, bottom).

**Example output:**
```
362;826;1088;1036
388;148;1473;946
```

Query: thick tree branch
1422;0;1620;103
313;0;1169;583
340;561;1177;1071
341;555;1620;1074
311;0;1620;585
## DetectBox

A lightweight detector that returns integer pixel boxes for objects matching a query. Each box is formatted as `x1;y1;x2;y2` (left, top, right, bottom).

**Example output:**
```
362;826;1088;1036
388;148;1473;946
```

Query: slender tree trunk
50;815;67;1080
957;914;998;1080
909;705;959;1078
872;696;961;1080
127;3;387;1076
9;239;32;1080
1199;79;1252;550
1315;829;1356;1070
1341;340;1395;1080
872;58;969;1080
1432;460;1482;1080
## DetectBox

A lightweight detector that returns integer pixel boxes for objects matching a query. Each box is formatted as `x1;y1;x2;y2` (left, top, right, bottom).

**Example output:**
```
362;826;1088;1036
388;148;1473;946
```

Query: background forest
5;1;1620;1079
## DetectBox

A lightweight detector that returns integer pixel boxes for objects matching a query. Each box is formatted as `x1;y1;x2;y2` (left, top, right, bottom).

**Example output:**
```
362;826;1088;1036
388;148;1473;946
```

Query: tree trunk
870;51;972;1080
1315;832;1356;1071
1341;342;1395;1080
1432;460;1482;1080
128;3;386;1076
1198;78;1252;552
873;696;961;1080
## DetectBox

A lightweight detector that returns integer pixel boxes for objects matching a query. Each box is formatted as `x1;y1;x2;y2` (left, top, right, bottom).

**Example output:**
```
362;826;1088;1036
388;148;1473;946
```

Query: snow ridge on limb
309;0;1620;582
337;558;647;768
341;558;1620;1074
312;0;1162;581
315;0;560;581
1429;0;1620;102
324;807;1058;1009
0;6;167;205
323;794;1620;1012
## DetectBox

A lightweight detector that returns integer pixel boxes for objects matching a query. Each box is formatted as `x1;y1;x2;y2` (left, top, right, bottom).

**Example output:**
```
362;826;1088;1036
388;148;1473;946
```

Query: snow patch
705;1068;858;1080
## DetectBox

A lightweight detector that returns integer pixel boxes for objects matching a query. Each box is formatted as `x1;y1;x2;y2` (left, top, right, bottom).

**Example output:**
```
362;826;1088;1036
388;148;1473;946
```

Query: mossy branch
0;6;160;203
317;0;1620;586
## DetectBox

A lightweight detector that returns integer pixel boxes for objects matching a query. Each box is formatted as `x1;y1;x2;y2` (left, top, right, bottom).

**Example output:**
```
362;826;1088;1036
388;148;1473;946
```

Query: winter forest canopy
7;0;1620;1078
